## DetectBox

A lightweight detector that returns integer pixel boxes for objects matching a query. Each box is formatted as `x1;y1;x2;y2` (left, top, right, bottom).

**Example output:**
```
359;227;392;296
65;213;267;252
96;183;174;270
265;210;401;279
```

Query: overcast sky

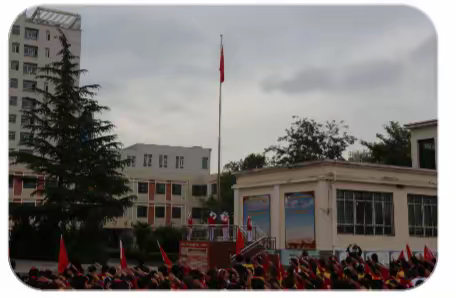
40;5;436;173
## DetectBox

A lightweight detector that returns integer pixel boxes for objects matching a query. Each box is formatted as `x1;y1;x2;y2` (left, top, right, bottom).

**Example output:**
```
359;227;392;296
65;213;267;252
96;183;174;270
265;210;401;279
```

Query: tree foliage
223;153;267;172
9;30;135;232
265;116;356;166
360;121;411;167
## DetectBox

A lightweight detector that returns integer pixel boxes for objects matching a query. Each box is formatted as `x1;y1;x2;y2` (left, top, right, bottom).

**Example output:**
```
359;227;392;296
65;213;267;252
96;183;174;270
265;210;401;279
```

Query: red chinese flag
398;250;405;261
219;45;224;83
158;241;173;267
364;262;371;275
406;244;412;260
424;246;435;261
379;265;389;280
58;235;69;274
120;240;128;269
236;227;244;254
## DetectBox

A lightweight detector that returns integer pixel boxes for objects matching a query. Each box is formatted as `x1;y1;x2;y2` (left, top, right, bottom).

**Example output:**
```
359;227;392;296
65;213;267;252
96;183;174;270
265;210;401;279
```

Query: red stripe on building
148;204;155;225
166;182;171;201
37;175;45;196
13;175;22;196
149;180;155;201
166;204;171;225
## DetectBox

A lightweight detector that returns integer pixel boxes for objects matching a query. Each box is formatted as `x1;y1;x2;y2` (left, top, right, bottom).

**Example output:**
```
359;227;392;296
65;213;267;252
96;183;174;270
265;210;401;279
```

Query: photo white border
2;1;454;298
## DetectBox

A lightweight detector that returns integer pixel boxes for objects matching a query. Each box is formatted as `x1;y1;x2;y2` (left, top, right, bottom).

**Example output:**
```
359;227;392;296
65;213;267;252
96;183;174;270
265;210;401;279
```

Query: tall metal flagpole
217;34;223;214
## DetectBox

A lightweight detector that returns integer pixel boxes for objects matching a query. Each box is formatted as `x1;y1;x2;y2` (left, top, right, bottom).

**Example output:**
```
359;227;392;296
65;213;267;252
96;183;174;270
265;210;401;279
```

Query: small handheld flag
424;245;435;261
219;42;224;83
406;244;412;260
120;240;128;269
158;241;173;267
58;235;69;274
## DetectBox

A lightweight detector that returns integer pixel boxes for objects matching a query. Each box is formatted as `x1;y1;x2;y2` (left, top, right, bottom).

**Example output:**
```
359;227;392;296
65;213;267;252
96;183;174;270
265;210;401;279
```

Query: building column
148;180;155;201
166;182;172;201
166;203;171;225
148;204;155;225
13;174;22;197
233;188;239;225
271;185;281;248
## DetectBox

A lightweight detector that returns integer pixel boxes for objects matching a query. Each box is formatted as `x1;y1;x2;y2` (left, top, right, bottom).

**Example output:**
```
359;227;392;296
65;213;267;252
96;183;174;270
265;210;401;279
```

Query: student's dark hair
88;265;97;273
371;253;379;263
101;265;109;273
108;266;117;276
245;256;251;263
416;279;425;287
70;275;88;289
302;250;308;257
254;266;265;277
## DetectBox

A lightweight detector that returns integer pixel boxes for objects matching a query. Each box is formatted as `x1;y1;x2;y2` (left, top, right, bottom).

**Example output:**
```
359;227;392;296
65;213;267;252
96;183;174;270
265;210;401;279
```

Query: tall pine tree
10;30;135;232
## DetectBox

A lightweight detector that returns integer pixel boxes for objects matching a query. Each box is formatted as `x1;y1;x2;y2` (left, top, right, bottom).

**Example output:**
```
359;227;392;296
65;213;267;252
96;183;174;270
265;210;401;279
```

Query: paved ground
11;259;157;274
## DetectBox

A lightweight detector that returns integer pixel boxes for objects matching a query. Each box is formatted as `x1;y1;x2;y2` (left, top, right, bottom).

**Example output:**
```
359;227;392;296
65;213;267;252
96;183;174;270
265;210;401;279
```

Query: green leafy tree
360;121;412;167
223;153;267;172
265;116;356;166
9;31;135;256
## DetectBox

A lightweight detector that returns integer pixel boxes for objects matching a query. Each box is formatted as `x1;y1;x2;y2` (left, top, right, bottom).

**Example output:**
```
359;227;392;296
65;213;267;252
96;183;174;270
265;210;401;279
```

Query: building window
46;30;50;41
159;155;163;168
10;78;18;88
23;176;37;189
180;156;184;168
24;45;38;57
211;183;217;195
44;82;49;93
45;48;50;58
23;63;37;75
172;207;181;219
156;183;166;195
9;114;16;123
10;96;18;106
202;157;209;169
136;206;148;218
12;25;20;35
23;80;36;92
126;155;136;167
143;154;152;167
192;207;202;219
336;190;394;236
164;155;168;168
138;182;148;194
192;185;207;197
418;139;436;170
22;97;36;109
155;206;165;218
21;115;32;127
24;28;39;40
12;42;20;53
11;60;19;71
408;194;437;237
9;131;16;141
175;156;179;169
172;184;182;196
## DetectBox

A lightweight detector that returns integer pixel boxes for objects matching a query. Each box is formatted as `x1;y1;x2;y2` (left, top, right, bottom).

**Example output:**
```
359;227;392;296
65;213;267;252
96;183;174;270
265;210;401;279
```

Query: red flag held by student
398;250;405;261
263;253;270;274
219;43;224;83
120;240;128;269
406;244;412;260
158;241;173;267
236;227;244;255
424;246;435;261
58;235;69;274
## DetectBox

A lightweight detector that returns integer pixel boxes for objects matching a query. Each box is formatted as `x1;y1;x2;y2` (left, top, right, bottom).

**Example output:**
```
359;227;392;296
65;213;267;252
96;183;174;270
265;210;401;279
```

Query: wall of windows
408;194;437;237
337;190;394;236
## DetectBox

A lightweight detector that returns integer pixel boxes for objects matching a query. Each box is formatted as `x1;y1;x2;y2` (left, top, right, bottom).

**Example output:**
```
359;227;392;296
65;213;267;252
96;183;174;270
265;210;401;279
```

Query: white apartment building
8;7;81;152
405;119;437;170
105;144;213;229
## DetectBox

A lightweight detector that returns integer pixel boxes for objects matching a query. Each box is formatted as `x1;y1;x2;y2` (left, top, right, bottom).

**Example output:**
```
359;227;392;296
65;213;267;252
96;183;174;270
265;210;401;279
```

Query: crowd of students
11;245;435;290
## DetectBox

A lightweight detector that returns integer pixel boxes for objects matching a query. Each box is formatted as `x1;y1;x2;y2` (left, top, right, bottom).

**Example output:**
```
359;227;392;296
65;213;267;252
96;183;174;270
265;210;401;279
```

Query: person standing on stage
221;212;230;241
208;211;217;241
247;216;253;242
